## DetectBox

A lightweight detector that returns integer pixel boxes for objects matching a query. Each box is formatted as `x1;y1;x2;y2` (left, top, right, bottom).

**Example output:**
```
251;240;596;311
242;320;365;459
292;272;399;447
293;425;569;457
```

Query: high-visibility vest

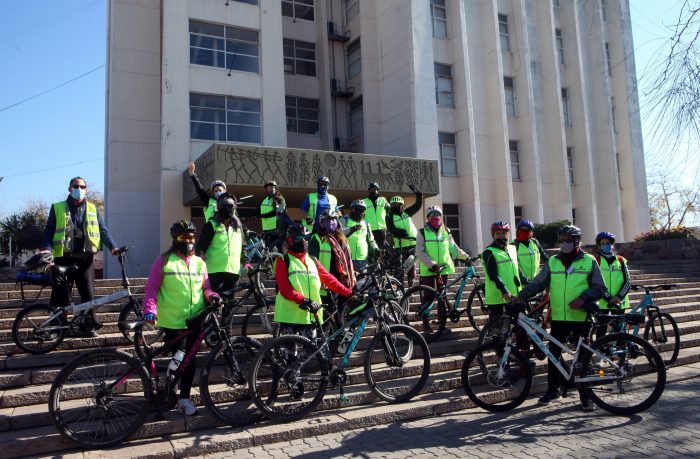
311;234;332;297
515;239;541;281
274;254;323;325
304;193;337;232
51;200;101;257
391;213;418;248
419;226;455;276
345;217;372;261
363;197;388;230
204;220;243;274
156;253;206;329
598;255;630;310
549;254;595;322
204;197;217;222
260;196;277;232
481;245;521;305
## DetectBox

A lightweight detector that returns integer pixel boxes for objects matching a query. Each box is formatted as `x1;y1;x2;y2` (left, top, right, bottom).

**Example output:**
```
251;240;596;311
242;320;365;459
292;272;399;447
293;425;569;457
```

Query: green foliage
533;219;572;249
0;207;48;263
634;227;696;241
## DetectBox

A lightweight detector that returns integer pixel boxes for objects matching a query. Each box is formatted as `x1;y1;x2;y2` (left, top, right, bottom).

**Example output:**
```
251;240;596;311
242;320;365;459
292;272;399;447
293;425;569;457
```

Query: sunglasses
71;184;87;189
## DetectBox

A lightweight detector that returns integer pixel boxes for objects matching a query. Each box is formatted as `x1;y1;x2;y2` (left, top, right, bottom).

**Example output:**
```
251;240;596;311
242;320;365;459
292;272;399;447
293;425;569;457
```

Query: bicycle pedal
339;395;352;405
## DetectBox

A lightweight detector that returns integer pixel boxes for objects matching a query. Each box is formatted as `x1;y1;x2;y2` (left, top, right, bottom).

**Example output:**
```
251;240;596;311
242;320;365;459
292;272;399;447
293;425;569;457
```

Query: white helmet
426;205;443;217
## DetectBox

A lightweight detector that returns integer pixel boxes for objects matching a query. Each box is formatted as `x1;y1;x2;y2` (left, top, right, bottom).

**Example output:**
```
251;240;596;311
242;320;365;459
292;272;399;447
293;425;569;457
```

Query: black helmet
264;180;278;188
317;175;330;185
368;182;380;190
217;192;236;208
558;225;582;238
595;231;616;244
286;222;310;239
170;219;196;238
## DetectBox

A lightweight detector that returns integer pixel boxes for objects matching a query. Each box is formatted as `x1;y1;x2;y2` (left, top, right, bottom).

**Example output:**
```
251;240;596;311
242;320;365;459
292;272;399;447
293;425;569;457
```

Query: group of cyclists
45;168;633;416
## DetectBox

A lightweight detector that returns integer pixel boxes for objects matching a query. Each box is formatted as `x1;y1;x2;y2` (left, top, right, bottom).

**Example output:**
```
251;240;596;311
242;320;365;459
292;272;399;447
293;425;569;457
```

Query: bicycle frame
445;266;478;311
625;293;655;334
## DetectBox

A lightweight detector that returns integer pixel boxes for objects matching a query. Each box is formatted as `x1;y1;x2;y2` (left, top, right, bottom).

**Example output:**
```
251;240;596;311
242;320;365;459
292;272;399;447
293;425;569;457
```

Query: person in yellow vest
42;176;120;337
512;219;549;282
188;160;232;222
143;220;220;416
301;176;338;234
275;223;353;338
593;231;631;339
415;205;469;333
256;180;287;252
515;225;607;412
342;200;380;272
195;193;245;294
386;185;423;286
363;182;390;248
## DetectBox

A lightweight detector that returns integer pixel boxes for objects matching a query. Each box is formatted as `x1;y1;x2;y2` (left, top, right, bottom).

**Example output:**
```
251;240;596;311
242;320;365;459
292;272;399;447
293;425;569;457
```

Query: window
504;76;516;117
556;29;564;64
509;140;521;180
349;97;363;138
347;39;362;79
514;206;523;226
566;147;574;184
189;20;259;73
498;14;510;52
572;208;577;225
611;96;617;133
283;39;316;76
190;93;261;143
234;0;258;4
553;0;561;7
616;151;622;185
443;204;461;246
605;42;612;75
561;87;571;125
431;0;448;38
434;63;454;107
439;132;457;176
601;0;607;21
282;0;314;21
345;0;359;23
286;96;320;135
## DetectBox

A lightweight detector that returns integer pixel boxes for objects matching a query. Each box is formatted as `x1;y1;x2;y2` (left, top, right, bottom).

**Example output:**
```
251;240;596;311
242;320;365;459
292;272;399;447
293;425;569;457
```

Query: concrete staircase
0;259;699;458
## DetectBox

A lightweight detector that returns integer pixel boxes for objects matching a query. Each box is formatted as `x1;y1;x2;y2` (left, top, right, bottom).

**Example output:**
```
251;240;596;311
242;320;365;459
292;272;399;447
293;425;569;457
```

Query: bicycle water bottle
167;350;185;377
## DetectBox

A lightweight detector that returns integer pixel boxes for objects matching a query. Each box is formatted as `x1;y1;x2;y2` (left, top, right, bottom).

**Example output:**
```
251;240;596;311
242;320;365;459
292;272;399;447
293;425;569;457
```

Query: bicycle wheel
580;333;666;415
118;299;164;346
200;336;264;427
48;348;150;448
466;283;487;333
477;315;513;345
399;285;447;343
241;299;274;338
364;324;430;403
384;276;405;302
249;335;329;422
12;304;67;354
643;312;680;367
383;300;410;326
461;342;532;412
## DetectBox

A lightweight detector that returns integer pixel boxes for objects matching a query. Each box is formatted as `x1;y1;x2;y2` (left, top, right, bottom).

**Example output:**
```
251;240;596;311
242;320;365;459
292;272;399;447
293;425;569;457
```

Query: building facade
106;0;648;276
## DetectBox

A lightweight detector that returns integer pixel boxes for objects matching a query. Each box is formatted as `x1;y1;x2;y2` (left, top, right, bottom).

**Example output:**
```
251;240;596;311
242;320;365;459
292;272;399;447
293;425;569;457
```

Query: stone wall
613;238;700;261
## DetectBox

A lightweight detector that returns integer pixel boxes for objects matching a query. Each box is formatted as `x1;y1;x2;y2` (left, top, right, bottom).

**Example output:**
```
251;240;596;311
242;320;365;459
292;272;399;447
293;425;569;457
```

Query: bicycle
219;263;276;338
12;247;163;354
245;231;282;287
477;291;550;346
248;286;430;423
399;256;484;343
48;301;264;448
461;302;666;415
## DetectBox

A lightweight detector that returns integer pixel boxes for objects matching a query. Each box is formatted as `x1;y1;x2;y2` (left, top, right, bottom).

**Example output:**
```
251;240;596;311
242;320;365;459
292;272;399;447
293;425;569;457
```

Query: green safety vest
598;255;630;310
515;239;541;281
51;200;101;257
392;213;418;248
419;226;456;276
304;193;338;232
156;253;206;329
311;234;332;297
274;254;323;325
346;217;372;261
363;197;388;230
204;221;243;274
260;196;277;232
204;197;217;222
481;245;521;305
549;254;595;322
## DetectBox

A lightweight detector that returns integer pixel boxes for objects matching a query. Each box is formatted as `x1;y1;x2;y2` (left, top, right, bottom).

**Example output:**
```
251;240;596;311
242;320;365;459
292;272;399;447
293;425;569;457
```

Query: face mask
289;240;308;253
559;241;574;254
495;237;508;247
175;242;195;255
318;184;328;195
600;244;613;255
516;229;531;242
320;219;338;234
369;191;378;200
351;210;364;221
71;188;86;201
218;207;234;219
429;216;442;228
214;191;223;199
391;205;402;215
267;189;276;197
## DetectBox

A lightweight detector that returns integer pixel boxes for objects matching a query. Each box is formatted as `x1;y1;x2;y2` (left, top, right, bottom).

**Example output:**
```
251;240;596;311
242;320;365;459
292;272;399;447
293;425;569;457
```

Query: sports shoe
177;398;198;416
581;399;595;412
538;391;561;405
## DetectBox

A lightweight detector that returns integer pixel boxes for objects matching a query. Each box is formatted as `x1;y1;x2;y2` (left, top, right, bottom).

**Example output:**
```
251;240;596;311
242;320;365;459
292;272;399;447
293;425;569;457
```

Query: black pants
372;229;387;249
547;321;591;401
51;255;97;328
208;272;240;295
162;327;201;399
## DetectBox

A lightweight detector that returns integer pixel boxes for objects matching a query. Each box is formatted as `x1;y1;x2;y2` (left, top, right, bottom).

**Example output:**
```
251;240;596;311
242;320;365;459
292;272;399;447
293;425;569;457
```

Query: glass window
282;38;317;77
190;93;261;144
443;203;461;246
435;63;454;107
286;96;320;135
572;208;577;225
553;0;560;7
567;147;574;184
349;97;363;138
346;0;359;23
498;14;510;52
504;76;516;117
282;0;315;21
347;39;362;80
556;29;564;65
431;0;447;39
509;140;520;181
601;0;607;21
611;96;617;133
189;20;259;73
234;0;258;4
514;206;523;225
605;42;612;75
439;132;457;176
561;87;571;125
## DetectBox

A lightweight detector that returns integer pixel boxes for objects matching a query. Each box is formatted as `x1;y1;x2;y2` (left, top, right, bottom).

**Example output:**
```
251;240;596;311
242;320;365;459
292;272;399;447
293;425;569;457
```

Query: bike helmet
317;175;330;185
210;180;226;191
518;219;534;230
558;225;583;238
595;231;616;244
491;220;510;232
263;180;278;188
350;199;367;210
286;222;309;239
368;182;380;190
170;219;196;238
426;205;443;217
319;209;339;221
390;196;404;205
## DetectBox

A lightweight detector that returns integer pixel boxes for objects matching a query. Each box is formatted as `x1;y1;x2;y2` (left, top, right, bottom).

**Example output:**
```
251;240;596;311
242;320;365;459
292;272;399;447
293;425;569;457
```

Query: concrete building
106;0;649;276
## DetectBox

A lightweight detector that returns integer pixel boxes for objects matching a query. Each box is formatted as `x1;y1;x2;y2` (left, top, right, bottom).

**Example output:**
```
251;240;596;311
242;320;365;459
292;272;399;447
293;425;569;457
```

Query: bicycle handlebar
630;284;678;292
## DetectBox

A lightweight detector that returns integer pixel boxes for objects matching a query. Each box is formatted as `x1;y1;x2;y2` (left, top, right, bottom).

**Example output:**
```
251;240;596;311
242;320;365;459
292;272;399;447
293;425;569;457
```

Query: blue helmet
595;231;616;244
518;219;534;230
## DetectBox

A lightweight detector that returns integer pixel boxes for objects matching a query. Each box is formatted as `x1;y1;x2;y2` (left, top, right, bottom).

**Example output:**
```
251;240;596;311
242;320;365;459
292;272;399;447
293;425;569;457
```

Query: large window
283;39;316;76
602;0;607;21
286;96;319;135
605;42;612;75
439;132;457;176
431;0;448;38
349;97;363;138
556;29;564;64
435;63;454;107
499;14;510;52
443;204;462;246
347;39;362;79
566;147;574;184
514;206;523;225
509;140;521;181
504;76;516;117
345;0;359;23
190;93;261;143
561;87;571;125
189;20;259;73
282;0;314;21
234;0;258;4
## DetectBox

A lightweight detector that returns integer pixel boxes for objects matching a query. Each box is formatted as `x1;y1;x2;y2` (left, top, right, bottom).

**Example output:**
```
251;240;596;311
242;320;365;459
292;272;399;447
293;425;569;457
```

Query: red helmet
491;220;510;232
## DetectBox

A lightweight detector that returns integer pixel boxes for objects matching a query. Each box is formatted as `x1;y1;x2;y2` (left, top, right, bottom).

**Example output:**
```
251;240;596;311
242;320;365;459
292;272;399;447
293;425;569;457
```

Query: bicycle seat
52;264;79;276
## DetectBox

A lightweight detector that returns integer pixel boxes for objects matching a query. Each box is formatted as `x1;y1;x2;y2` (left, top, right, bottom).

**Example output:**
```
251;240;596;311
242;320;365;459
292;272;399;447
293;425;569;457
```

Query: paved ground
198;363;700;459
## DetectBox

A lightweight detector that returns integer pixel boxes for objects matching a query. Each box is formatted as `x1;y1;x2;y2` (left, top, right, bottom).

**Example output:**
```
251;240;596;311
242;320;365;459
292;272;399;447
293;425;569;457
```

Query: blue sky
0;1;696;217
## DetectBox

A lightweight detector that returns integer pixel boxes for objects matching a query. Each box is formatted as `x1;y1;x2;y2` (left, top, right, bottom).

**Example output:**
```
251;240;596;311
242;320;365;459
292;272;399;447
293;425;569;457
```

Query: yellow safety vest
346;218;372;261
204;197;217;222
515;239;541;281
156;253;206;329
549;254;595;322
481;245;521;305
204;220;243;274
51;200;101;257
260;196;277;232
419;226;456;276
363;197;388;231
391;213;418;248
598;255;630;310
274;254;323;325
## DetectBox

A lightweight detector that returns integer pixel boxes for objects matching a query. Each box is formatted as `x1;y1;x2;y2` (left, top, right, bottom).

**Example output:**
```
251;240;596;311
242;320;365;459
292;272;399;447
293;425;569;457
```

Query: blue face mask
214;191;223;199
71;188;86;201
600;244;613;255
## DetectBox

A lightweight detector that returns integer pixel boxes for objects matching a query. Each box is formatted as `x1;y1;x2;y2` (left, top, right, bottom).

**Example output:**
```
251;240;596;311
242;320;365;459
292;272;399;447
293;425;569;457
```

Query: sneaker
177;398;198;416
538;391;561;405
581;399;595;412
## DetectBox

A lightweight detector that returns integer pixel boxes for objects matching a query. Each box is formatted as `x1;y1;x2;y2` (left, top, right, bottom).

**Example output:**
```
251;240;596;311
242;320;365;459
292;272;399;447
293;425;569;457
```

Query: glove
144;313;157;324
300;298;320;313
429;264;439;273
209;294;222;305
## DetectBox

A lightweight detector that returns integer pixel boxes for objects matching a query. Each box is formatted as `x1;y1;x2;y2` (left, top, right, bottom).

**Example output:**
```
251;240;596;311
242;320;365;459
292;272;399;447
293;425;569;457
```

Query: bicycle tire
364;324;431;403
200;336;265;427
461;341;532;412
581;332;666;415
12;304;67;354
643;312;680;367
399;284;447;343
384;276;405;301
477;315;514;345
383;300;410;326
118;299;164;346
48;348;151;448
465;283;487;333
249;334;328;422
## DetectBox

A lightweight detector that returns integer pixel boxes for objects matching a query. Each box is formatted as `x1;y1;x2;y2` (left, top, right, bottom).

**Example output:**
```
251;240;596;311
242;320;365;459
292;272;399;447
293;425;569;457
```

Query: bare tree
647;170;700;230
